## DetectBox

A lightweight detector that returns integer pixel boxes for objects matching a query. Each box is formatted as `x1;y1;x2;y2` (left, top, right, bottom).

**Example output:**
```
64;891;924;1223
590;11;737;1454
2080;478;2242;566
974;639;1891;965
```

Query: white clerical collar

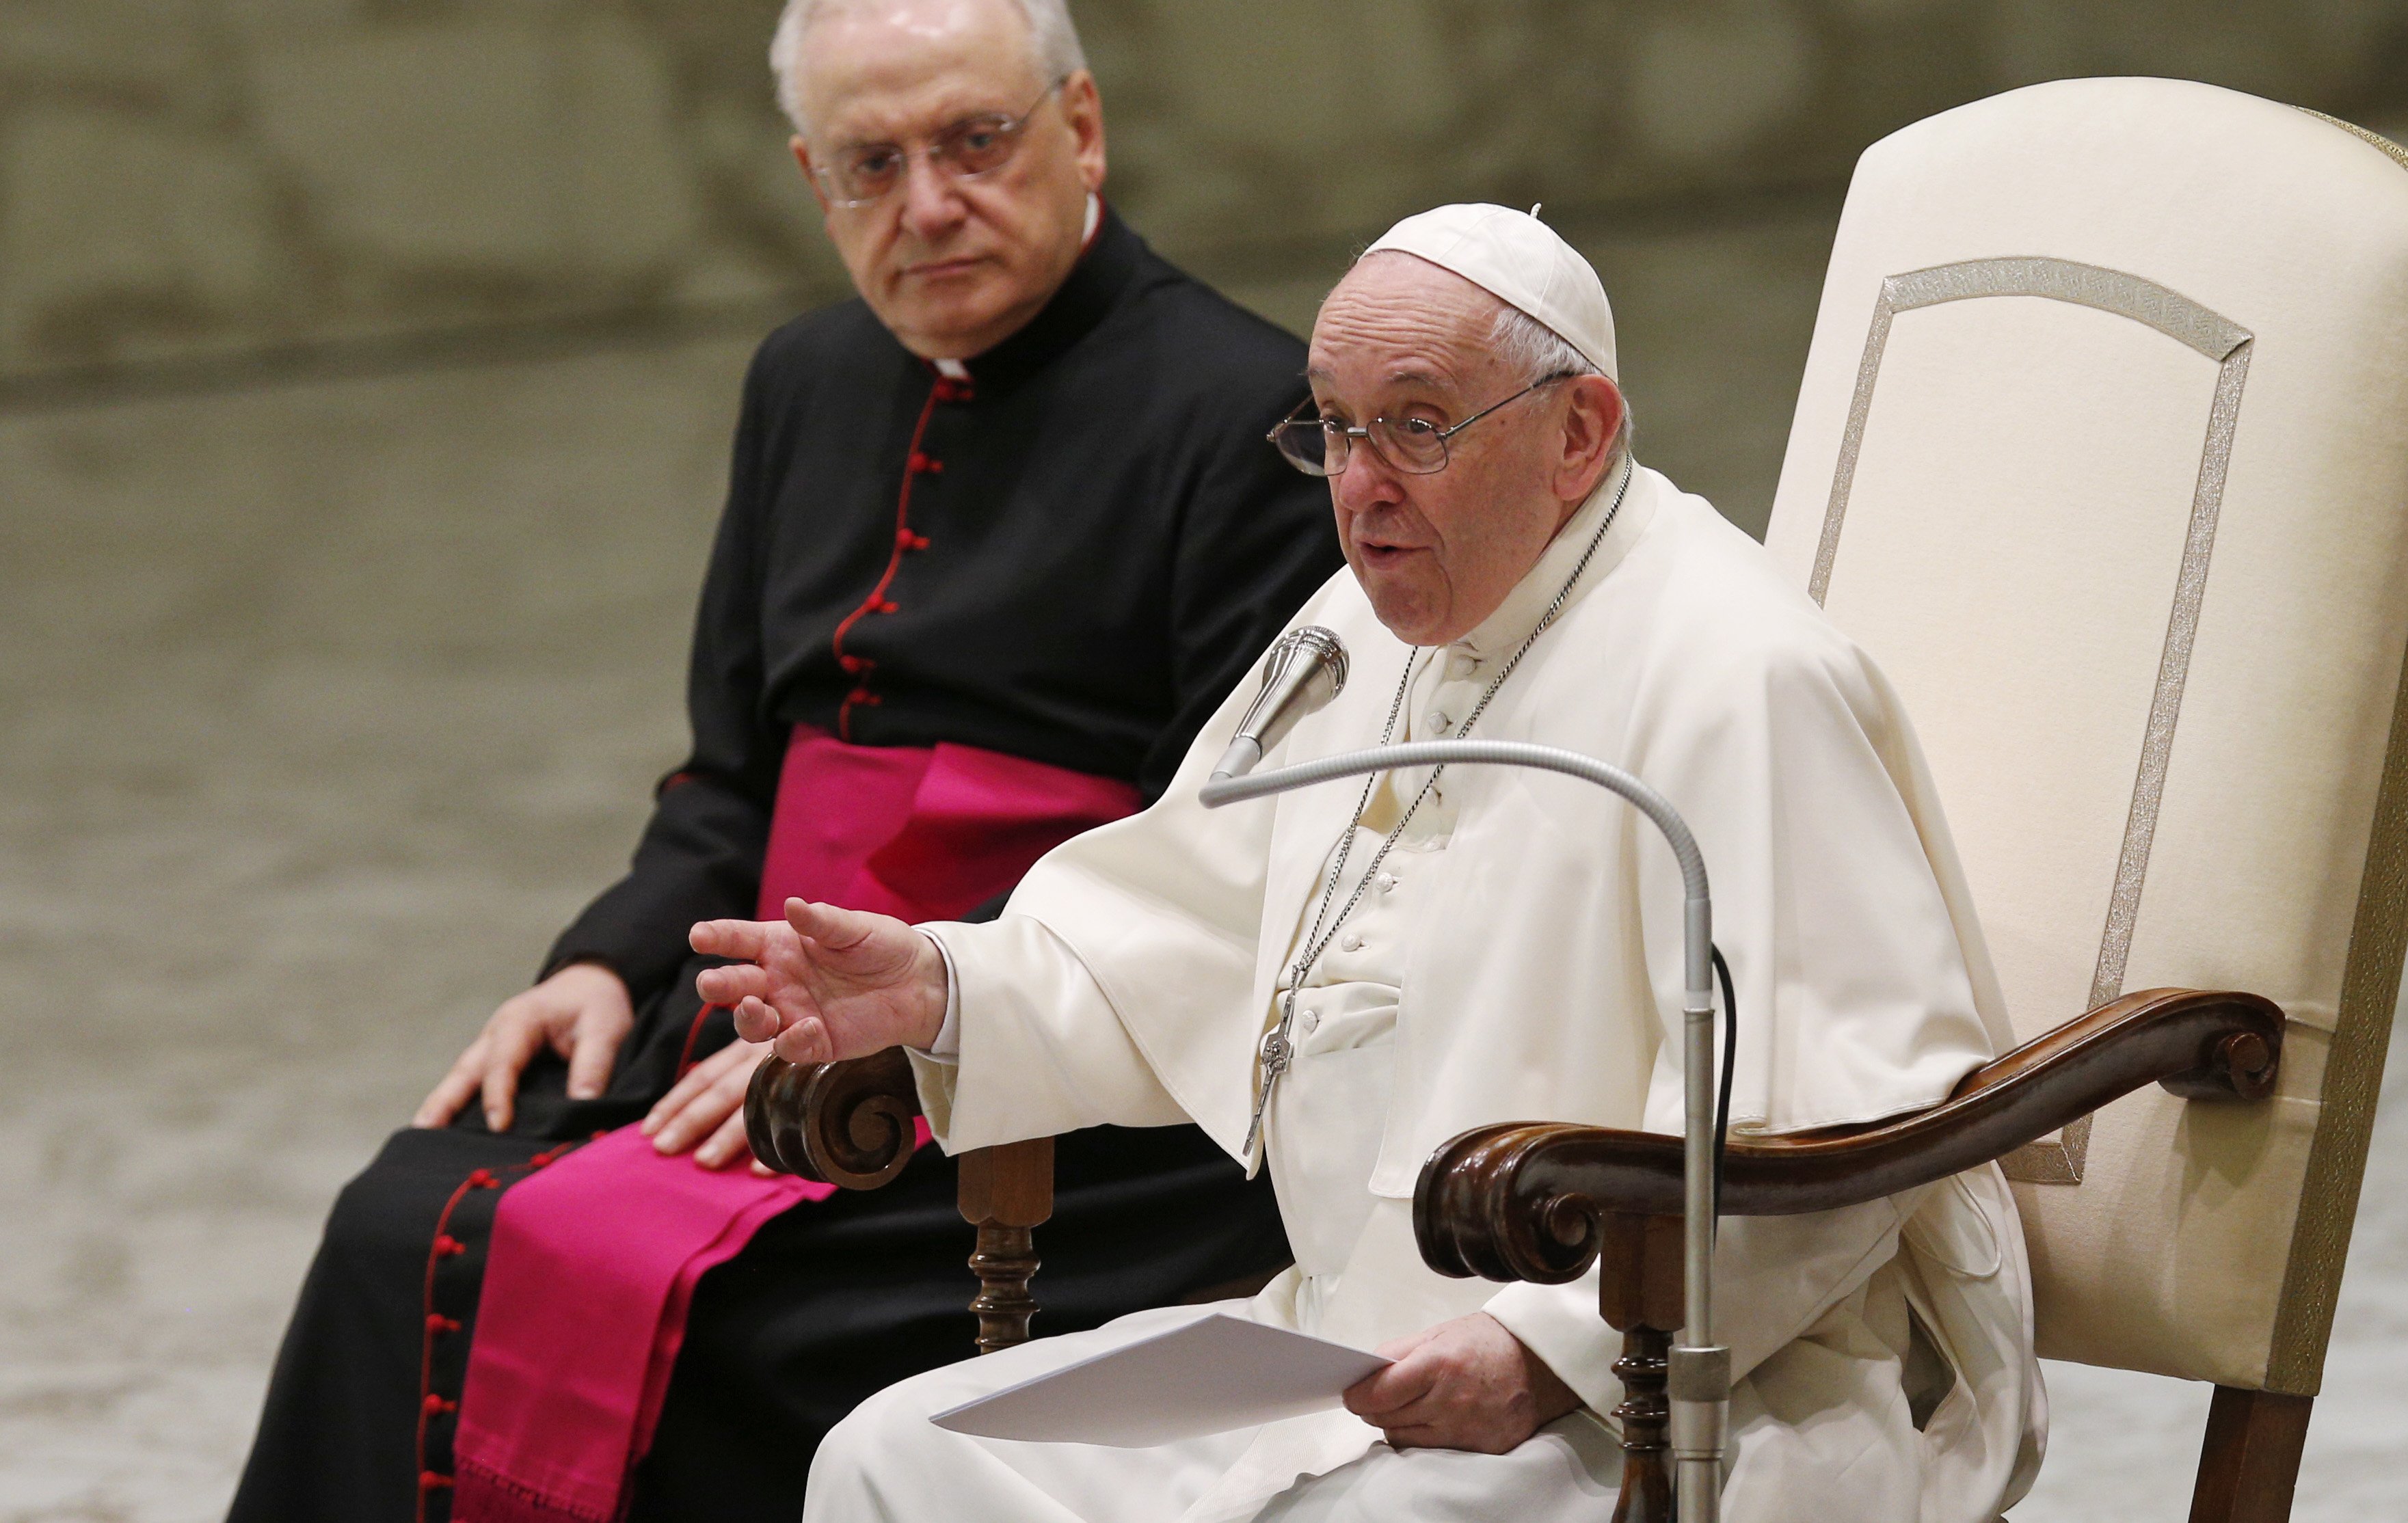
928;196;1103;380
1452;455;1646;662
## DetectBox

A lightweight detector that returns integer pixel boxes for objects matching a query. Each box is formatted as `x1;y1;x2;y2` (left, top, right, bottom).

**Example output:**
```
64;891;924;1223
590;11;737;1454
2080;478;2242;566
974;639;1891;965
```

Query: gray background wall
4;4;2407;1520
12;1;2408;381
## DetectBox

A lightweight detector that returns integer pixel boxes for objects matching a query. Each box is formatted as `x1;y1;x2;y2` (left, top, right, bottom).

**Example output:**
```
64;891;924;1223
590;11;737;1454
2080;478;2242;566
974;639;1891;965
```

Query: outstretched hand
689;899;949;1066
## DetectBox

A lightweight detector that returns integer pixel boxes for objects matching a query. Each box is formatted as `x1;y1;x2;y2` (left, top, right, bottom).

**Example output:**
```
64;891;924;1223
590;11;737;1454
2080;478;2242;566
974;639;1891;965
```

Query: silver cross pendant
1242;1003;1300;1157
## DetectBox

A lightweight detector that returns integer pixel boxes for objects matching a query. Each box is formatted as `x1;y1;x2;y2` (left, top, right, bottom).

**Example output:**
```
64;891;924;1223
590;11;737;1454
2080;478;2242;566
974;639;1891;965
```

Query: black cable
1709;944;1739;1238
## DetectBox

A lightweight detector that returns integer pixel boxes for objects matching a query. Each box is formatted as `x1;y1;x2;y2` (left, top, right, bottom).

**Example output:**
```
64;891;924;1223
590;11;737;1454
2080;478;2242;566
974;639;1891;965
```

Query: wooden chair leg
2189;1386;2312;1523
1595;1213;1685;1523
1612;1325;1675;1523
957;1137;1054;1354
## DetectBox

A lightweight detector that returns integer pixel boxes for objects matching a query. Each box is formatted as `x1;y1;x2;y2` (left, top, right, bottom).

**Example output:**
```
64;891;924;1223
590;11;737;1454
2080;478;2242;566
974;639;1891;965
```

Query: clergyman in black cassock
227;204;1337;1523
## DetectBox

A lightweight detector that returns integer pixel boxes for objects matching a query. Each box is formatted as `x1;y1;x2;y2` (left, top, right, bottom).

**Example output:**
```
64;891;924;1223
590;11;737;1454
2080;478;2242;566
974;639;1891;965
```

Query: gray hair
771;0;1089;135
1489;301;1634;463
1488;304;1598;385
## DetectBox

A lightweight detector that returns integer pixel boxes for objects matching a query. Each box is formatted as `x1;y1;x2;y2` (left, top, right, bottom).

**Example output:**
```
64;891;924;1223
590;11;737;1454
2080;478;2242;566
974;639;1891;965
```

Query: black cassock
230;208;1339;1523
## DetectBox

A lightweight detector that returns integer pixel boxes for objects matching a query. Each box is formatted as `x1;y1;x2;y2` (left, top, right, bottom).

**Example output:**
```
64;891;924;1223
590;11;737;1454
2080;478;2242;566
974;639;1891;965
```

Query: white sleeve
907;915;1192;1149
915;930;962;1062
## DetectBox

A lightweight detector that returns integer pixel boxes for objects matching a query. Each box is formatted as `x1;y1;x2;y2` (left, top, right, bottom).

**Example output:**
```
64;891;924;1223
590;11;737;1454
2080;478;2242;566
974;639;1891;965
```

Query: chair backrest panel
1761;77;2408;1393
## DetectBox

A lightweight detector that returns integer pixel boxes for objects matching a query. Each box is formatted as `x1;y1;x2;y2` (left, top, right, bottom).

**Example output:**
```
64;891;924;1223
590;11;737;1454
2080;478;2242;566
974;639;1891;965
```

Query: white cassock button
1376;872;1397;893
1445;651;1477;680
1426;711;1451;734
1302;1009;1320;1033
1341;932;1364;952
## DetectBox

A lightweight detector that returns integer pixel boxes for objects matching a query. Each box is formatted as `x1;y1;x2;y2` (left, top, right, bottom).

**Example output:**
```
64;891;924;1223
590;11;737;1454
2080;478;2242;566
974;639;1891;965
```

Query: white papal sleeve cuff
916;930;963;1062
907;916;1188;1152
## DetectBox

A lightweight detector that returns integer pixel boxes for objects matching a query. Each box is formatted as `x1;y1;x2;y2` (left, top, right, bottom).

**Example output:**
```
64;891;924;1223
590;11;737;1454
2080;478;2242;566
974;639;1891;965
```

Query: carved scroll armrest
744;1048;1059;1353
745;1049;923;1189
1417;986;2284;1285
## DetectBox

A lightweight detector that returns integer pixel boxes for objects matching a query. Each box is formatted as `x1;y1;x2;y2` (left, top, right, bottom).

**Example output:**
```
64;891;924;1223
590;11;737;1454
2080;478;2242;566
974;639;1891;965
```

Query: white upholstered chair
1755;76;2408;1518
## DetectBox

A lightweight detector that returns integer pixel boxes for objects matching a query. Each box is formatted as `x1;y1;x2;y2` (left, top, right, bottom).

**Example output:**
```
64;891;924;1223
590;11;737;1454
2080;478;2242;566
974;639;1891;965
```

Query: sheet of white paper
930;1311;1392;1448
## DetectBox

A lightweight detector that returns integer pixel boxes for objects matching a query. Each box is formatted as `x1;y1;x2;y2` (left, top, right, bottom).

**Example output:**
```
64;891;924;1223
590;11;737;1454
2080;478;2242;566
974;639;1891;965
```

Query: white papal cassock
805;462;2047;1523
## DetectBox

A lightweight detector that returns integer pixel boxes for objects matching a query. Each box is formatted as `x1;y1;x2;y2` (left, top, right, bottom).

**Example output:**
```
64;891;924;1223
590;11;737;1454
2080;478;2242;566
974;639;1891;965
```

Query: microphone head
1257;625;1348;710
1211;626;1349;783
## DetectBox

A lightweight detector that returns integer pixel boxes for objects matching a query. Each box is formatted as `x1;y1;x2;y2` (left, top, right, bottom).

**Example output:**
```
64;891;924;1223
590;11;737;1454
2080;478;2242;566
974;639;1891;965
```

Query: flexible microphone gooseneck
1202;691;1735;1523
1209;626;1349;783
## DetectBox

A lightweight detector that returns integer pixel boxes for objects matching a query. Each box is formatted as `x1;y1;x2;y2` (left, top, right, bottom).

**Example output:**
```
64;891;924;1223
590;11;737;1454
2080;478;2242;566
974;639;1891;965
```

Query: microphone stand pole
1202;739;1728;1523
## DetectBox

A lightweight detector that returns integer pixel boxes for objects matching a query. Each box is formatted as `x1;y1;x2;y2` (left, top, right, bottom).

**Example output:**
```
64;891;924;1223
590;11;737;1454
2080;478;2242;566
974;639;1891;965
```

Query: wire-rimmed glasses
808;81;1066;208
1268;373;1574;476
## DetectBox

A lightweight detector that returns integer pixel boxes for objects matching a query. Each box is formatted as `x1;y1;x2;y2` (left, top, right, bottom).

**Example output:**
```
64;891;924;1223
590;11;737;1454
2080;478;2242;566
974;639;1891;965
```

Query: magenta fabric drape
451;728;1137;1522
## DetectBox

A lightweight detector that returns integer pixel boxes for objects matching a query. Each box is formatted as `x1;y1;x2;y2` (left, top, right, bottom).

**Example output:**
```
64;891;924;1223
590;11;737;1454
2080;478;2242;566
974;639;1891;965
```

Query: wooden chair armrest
744;1049;1056;1353
1415;986;2284;1285
745;1049;923;1189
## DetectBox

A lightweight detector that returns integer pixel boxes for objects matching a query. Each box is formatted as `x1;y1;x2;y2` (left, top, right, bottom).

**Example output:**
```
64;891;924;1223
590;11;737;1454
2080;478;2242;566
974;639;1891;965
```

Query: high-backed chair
746;75;2408;1521
1421;79;2408;1522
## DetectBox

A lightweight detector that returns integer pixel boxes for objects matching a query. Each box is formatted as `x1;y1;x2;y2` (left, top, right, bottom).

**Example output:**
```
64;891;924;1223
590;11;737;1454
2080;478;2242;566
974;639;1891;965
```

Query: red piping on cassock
831;372;967;739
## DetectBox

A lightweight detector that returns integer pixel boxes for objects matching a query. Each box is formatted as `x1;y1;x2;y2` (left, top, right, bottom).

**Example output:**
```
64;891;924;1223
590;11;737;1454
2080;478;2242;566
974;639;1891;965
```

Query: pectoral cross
1242;996;1301;1158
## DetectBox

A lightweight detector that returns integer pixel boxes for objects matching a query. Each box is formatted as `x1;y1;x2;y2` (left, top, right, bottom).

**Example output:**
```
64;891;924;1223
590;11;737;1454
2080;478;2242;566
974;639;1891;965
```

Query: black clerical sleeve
541;354;785;1001
1145;376;1338;800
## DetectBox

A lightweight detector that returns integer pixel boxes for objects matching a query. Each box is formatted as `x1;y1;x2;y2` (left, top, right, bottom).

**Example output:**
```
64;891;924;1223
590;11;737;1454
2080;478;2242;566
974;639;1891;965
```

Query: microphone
1209;627;1348;782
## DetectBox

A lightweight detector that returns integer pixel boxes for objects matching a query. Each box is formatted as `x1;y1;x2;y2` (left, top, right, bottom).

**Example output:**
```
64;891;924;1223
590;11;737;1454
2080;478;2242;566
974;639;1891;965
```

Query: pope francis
691;204;2046;1522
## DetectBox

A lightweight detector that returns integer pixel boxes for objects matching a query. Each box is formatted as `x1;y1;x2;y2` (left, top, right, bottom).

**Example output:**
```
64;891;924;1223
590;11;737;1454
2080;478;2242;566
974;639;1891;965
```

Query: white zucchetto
1363;202;1618;381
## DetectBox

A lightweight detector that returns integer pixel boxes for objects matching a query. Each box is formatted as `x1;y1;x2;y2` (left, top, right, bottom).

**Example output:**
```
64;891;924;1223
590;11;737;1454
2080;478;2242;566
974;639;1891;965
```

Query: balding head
1305;252;1627;645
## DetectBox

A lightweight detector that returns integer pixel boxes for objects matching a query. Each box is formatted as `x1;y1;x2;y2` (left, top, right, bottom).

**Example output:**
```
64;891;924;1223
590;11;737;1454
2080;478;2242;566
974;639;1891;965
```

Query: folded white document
930;1311;1393;1447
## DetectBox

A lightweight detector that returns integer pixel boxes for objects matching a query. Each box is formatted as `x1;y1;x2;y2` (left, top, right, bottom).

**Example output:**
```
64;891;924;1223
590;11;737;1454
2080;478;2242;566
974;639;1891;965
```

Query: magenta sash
451;728;1138;1523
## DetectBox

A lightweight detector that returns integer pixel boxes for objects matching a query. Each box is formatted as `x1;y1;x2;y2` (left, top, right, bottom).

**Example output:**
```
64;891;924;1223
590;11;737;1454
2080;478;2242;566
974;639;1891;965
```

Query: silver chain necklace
1243;459;1634;1156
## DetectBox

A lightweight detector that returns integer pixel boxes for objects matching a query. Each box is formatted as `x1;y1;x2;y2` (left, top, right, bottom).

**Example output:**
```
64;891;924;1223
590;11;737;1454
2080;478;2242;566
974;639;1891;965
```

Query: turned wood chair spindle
960;1137;1054;1354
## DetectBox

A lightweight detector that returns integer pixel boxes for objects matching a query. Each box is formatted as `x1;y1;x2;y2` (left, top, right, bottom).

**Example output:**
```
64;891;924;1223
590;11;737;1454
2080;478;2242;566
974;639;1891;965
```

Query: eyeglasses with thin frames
1268;373;1575;477
810;81;1065;208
